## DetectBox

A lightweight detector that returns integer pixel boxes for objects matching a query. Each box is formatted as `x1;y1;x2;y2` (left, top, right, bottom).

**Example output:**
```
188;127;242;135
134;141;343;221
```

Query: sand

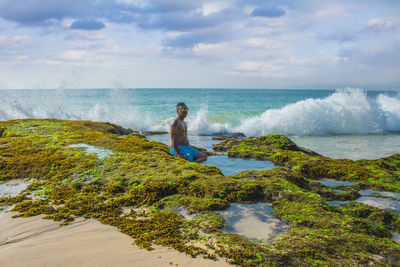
0;212;231;267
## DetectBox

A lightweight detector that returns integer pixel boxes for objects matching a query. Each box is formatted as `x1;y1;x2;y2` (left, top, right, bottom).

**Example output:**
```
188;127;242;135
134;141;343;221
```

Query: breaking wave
0;88;399;136
234;88;400;136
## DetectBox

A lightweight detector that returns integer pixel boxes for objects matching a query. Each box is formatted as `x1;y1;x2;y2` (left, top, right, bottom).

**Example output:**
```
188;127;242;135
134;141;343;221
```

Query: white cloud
200;2;231;16
116;0;147;7
365;18;398;32
15;55;28;60
244;37;284;50
233;60;284;77
192;42;230;55
62;50;88;60
314;5;347;21
33;59;63;66
0;0;399;89
111;44;162;57
0;35;30;48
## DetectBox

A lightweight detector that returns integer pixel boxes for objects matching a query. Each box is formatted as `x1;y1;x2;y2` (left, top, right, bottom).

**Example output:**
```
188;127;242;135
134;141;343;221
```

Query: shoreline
0;212;230;267
1;118;399;266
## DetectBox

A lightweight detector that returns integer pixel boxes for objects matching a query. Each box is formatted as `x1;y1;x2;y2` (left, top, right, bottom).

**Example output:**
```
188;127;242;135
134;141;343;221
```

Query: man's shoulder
170;118;179;127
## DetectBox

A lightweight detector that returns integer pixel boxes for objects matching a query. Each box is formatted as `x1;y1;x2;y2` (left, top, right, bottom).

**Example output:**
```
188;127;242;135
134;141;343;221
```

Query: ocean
1;87;399;160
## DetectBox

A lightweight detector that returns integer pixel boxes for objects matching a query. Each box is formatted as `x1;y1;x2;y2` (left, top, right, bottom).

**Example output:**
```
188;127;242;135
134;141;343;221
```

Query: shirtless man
169;103;207;163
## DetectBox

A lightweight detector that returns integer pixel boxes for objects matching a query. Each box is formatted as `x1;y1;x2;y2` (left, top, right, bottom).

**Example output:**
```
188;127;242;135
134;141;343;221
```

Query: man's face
177;105;188;118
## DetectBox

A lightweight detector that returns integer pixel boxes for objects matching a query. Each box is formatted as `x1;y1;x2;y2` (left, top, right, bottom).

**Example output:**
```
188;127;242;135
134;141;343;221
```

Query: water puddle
147;134;275;176
334;190;346;193
316;180;355;187
177;208;197;220
327;200;350;207
327;188;400;214
0;180;30;198
393;232;400;244
203;156;274;176
359;190;400;200
218;203;288;242
352;190;400;214
67;144;112;160
0;180;30;213
356;197;400;214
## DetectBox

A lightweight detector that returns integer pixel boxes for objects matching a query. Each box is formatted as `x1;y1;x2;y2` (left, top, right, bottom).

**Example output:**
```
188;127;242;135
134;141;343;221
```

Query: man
170;103;207;163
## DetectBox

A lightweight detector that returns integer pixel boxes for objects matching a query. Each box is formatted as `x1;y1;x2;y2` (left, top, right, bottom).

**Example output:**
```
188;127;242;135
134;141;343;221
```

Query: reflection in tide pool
359;190;400;200
0;180;30;213
67;143;112;160
393;233;400;244
316;180;355;187
327;200;349;207
292;134;400;160
0;180;30;198
218;203;288;242
203;156;274;176
327;189;400;214
357;197;400;214
357;190;400;214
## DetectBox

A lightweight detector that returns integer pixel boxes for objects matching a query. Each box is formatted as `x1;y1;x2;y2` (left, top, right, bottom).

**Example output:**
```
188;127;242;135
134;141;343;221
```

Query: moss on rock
1;119;400;266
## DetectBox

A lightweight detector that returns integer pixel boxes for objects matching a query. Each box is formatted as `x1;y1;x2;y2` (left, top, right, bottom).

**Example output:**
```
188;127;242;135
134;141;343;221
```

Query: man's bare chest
177;122;187;133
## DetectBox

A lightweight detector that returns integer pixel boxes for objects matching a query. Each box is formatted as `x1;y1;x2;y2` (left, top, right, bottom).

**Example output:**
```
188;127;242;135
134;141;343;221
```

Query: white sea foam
187;108;231;135
147;107;232;135
1;88;400;137
0;88;151;132
235;88;400;136
149;88;400;137
376;94;400;131
86;103;151;132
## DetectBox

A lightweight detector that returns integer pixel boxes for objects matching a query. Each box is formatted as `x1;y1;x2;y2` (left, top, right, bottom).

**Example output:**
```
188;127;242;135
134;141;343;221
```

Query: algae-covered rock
1;119;400;266
222;134;400;193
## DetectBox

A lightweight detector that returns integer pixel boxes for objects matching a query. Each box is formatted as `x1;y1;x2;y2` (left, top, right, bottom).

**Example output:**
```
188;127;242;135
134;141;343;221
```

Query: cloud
163;23;236;48
251;6;286;18
137;7;238;32
70;19;106;31
318;32;356;42
231;60;285;78
317;17;400;44
0;35;30;48
65;32;107;41
0;0;78;26
338;44;400;68
144;0;199;13
0;0;236;34
0;0;138;27
363;18;398;33
201;2;232;16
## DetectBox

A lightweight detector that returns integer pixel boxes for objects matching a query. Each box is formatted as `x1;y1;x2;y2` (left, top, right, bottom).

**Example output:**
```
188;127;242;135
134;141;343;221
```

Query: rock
1;119;400;266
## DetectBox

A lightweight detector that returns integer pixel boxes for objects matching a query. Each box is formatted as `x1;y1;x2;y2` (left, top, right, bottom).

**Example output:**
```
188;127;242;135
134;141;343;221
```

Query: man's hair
176;102;186;110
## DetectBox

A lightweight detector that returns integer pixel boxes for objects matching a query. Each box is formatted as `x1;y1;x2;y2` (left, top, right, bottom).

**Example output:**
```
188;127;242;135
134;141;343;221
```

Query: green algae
1;119;400;266
217;134;400;193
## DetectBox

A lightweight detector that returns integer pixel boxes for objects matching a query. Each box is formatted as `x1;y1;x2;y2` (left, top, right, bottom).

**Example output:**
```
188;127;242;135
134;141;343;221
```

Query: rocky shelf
0;119;399;266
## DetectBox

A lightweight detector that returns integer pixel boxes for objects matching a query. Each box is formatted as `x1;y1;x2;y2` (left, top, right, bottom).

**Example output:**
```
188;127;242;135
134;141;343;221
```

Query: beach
1;0;400;264
0;212;230;267
0;111;400;266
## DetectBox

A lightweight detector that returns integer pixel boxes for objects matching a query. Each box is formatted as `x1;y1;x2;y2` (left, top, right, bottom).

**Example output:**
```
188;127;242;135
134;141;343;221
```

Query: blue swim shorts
170;145;201;162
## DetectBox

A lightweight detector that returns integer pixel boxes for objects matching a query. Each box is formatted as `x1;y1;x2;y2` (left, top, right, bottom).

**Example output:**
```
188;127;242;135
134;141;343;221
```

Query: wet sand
0;212;231;267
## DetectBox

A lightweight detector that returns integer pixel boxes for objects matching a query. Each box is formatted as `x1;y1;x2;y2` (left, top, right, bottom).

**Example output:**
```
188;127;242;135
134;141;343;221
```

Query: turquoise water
1;88;400;159
218;203;288;241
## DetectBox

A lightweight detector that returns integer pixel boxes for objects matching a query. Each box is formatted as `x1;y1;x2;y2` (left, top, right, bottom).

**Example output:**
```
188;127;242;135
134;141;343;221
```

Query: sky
0;0;399;90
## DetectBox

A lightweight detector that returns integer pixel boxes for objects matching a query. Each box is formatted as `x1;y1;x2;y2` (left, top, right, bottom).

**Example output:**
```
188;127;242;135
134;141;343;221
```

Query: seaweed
1;119;400;266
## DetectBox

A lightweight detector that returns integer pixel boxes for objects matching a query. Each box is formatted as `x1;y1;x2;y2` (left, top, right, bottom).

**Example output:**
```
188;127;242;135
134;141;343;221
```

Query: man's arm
170;119;184;158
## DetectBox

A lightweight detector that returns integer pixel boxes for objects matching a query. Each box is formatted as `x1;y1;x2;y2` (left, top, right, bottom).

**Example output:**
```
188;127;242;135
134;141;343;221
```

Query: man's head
176;102;188;119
